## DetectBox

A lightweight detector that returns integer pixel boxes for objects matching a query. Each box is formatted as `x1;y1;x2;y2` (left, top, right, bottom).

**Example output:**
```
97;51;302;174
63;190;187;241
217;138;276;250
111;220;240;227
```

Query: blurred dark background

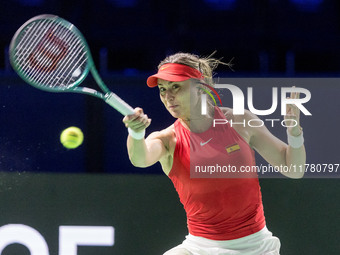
0;1;339;255
1;0;340;74
1;0;340;174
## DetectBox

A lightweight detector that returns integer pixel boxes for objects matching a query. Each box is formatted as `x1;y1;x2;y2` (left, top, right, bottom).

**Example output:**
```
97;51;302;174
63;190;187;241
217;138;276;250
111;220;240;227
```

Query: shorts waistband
185;226;272;248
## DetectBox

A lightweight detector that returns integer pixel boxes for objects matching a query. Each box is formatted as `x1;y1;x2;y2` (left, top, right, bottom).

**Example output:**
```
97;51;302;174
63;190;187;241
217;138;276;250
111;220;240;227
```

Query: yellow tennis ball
60;127;84;149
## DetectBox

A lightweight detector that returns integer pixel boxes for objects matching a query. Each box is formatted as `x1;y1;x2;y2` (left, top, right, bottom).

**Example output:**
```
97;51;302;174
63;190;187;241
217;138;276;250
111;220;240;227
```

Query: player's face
158;79;201;119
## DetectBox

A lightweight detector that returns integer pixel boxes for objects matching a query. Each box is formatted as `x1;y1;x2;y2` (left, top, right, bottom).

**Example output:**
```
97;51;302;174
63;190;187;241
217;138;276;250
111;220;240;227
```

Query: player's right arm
123;108;168;168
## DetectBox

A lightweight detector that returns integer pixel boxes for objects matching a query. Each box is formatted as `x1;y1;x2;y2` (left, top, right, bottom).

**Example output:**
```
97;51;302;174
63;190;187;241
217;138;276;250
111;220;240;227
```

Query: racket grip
104;92;134;116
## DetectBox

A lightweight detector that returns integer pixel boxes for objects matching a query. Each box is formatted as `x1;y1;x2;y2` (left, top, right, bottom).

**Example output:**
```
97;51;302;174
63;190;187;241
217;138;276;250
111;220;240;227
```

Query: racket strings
15;19;55;72
18;20;63;77
14;19;66;82
28;26;68;77
29;21;85;87
33;23;84;87
12;18;88;89
51;33;87;87
23;20;67;83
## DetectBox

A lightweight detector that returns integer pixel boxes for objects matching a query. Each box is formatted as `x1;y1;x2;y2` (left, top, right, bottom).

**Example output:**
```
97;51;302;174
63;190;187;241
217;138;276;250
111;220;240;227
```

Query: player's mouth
168;105;179;109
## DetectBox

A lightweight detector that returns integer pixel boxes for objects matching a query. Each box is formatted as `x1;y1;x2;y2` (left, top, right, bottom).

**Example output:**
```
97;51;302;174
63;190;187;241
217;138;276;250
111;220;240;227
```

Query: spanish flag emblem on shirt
225;143;241;154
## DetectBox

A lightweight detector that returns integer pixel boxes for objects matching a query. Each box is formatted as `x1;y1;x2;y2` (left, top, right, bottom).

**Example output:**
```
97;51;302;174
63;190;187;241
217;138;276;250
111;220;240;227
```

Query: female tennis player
123;52;306;255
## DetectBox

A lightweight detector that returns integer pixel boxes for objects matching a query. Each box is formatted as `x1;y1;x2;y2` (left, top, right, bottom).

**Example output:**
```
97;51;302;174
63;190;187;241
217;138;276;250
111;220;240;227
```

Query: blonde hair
158;52;232;86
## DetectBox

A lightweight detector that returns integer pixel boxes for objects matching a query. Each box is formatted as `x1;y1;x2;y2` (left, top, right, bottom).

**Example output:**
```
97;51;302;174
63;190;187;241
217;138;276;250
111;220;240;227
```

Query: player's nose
164;90;175;102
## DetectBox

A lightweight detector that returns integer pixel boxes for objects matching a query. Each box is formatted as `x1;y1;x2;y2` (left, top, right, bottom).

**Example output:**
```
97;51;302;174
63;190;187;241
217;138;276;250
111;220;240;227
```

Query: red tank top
168;107;266;240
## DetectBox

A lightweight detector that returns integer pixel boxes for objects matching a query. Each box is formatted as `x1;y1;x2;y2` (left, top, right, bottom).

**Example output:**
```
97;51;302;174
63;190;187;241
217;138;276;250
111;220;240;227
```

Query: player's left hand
284;88;302;136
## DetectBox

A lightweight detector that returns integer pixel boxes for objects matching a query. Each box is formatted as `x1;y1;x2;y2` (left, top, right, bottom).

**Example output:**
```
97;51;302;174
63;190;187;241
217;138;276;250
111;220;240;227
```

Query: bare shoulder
146;124;176;151
220;107;256;122
219;107;233;120
219;107;257;145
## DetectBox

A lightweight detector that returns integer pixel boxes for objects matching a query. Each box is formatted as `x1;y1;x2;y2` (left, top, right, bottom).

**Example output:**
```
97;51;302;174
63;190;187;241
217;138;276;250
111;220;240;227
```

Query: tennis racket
9;14;134;116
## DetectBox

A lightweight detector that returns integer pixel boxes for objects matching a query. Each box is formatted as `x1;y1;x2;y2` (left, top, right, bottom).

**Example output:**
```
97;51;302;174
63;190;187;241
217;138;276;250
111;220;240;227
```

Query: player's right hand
123;107;151;133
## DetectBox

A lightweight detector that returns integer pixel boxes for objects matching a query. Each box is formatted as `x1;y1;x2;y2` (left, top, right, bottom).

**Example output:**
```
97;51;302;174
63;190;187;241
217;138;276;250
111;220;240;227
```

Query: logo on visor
160;66;170;71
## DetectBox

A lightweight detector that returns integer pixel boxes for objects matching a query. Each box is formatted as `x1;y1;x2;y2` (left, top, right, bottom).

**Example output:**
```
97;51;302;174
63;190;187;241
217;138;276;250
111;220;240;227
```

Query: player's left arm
248;91;306;179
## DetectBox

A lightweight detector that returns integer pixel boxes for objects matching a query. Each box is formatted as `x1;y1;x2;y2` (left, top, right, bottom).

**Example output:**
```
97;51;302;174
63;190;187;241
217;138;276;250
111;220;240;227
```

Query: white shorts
163;226;281;255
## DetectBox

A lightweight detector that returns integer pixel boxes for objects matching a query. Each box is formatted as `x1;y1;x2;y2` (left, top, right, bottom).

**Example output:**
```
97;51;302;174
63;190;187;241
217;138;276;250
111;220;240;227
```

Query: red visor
146;63;203;87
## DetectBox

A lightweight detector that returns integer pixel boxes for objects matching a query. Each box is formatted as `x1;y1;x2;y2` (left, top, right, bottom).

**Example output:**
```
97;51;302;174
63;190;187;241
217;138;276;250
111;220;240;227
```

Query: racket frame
10;14;134;116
